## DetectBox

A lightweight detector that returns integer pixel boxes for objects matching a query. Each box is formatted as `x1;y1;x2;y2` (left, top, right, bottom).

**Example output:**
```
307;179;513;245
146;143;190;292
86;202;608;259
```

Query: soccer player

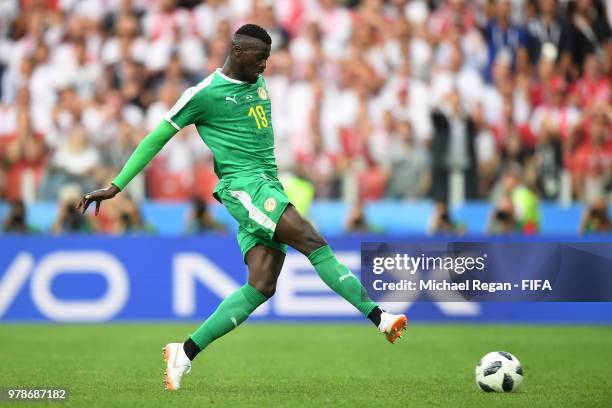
77;24;407;391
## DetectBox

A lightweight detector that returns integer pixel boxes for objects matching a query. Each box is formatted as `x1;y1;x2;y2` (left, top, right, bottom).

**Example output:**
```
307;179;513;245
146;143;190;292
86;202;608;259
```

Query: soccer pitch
1;324;610;407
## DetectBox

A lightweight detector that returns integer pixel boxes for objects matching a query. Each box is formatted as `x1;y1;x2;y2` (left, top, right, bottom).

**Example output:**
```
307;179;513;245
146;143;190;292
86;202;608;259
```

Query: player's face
237;42;271;83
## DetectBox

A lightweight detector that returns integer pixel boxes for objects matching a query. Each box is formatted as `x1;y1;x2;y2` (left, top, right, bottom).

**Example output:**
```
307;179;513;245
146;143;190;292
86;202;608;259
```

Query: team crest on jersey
264;197;276;212
257;87;268;100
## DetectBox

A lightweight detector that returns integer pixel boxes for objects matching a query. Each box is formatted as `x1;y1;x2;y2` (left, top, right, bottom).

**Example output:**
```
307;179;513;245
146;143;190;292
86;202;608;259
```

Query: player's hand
77;184;120;216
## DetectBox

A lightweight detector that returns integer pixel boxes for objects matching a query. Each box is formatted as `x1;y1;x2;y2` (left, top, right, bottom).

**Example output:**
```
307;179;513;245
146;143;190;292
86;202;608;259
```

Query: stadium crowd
0;0;610;234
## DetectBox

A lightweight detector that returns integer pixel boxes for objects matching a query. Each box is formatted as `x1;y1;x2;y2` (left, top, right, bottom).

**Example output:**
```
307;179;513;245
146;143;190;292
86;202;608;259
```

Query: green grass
0;324;610;407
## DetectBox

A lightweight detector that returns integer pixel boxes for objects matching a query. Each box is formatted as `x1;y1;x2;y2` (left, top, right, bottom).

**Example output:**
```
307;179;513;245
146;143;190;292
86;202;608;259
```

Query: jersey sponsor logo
225;95;238;104
264;197;276;212
257;87;268;100
246;95;253;101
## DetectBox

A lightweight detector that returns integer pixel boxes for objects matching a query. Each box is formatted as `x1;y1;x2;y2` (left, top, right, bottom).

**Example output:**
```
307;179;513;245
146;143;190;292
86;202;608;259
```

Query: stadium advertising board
1;236;611;322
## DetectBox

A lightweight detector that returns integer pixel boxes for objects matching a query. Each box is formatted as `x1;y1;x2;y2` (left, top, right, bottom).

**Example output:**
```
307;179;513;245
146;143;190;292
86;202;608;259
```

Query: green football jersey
164;69;277;179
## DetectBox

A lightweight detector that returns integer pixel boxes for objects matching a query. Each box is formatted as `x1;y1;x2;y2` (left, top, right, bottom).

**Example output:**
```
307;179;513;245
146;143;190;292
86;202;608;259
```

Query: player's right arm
77;120;178;215
78;80;209;215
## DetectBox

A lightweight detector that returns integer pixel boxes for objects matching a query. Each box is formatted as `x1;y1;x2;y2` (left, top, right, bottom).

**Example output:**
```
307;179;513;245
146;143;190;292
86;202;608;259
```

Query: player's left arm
77;120;178;215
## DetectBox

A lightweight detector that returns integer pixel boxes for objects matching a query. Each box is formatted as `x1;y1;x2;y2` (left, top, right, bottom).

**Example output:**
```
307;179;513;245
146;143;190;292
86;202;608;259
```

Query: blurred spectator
142;0;194;46
280;174;315;216
500;165;541;233
345;202;382;234
429;0;477;41
482;54;531;128
558;0;611;78
2;109;46;200
529;76;580;145
533;118;563;200
251;0;289;51
487;195;521;234
145;21;205;77
430;89;477;203
484;0;529;81
61;41;102;100
380;61;433;143
117;60;150;116
46;87;84;148
29;42;58;132
571;53;610;111
52;186;93;234
39;125;100;199
571;112;612;202
384;119;430;200
148;2;205;80
101;14;148;67
145;81;180;131
52;201;92;234
580;197;611;234
492;91;533;163
429;201;465;235
101;121;141;170
185;197;226;234
431;42;484;112
2;56;34;107
193;0;231;41
0;170;5;198
2;199;34;234
204;33;231;74
495;116;532;183
472;103;498;197
115;195;155;234
295;132;343;200
528;42;559;107
524;0;563;64
308;0;353;59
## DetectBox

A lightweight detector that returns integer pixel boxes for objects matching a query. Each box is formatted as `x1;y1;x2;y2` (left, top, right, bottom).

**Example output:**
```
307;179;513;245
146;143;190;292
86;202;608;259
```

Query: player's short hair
234;24;271;45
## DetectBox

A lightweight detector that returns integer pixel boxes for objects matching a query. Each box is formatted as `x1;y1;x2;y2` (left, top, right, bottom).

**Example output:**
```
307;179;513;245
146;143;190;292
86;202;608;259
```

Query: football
475;351;523;392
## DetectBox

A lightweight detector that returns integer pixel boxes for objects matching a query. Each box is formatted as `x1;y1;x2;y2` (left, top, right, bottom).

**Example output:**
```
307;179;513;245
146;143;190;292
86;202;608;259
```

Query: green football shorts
214;173;289;263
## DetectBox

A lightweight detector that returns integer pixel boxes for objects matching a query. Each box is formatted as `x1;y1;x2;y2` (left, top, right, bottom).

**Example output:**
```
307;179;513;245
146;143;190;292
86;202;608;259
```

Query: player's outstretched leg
163;245;284;391
274;205;407;342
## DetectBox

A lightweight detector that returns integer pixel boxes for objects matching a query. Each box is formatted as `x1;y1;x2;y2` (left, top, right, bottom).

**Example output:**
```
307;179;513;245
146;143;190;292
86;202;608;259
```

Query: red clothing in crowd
571;77;611;108
571;139;612;177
